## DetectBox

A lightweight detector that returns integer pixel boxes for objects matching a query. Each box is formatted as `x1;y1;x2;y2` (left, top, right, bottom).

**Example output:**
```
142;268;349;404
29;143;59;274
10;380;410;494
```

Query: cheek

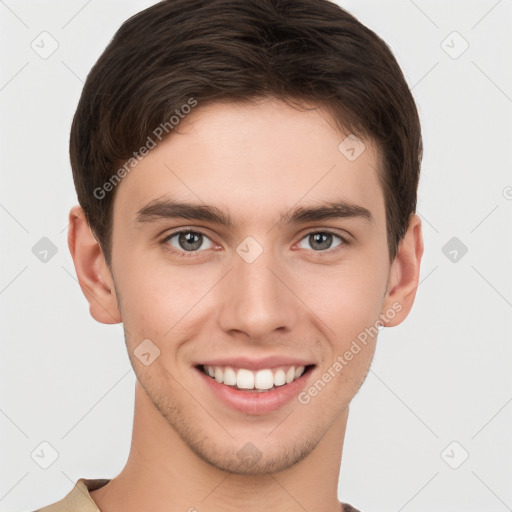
301;256;388;340
114;256;214;344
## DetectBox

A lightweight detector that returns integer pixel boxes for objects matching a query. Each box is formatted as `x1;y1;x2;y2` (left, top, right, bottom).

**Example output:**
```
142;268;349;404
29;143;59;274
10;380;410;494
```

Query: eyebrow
135;197;373;228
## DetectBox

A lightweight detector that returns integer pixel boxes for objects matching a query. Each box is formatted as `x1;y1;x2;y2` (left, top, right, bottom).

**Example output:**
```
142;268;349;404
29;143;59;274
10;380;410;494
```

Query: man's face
109;98;393;473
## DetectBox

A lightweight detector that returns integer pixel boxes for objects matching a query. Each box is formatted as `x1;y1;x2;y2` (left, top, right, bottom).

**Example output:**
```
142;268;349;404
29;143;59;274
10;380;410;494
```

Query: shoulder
341;503;362;512
30;478;110;512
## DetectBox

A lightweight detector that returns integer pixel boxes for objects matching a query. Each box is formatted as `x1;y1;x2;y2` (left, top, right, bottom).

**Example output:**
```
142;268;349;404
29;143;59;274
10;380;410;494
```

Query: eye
162;230;215;256
297;231;346;252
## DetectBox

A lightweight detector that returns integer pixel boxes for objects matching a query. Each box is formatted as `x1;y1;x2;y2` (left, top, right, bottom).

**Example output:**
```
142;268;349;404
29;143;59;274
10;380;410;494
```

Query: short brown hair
70;0;422;267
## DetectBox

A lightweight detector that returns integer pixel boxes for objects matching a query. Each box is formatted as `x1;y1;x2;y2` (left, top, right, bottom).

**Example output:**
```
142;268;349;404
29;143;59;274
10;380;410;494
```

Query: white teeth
237;369;254;389
255;369;274;390
202;364;309;390
273;368;286;386
223;367;237;386
285;367;295;384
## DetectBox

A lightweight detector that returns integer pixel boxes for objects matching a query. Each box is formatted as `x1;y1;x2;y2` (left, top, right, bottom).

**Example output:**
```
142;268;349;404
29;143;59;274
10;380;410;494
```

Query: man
35;0;423;510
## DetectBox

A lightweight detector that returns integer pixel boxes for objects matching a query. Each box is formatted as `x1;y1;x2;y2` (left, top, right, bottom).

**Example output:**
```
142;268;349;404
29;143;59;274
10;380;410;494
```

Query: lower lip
196;367;314;415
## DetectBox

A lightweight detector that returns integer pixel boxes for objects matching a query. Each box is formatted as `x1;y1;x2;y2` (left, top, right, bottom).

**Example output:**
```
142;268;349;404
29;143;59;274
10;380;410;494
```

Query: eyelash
161;229;349;258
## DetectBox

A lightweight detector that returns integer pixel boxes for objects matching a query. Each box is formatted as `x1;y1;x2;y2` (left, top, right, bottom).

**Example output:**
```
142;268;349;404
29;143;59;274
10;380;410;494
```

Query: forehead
113;98;385;228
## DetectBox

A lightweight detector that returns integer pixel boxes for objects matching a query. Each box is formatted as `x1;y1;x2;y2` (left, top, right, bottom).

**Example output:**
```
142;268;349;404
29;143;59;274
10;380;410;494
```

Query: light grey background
1;1;511;511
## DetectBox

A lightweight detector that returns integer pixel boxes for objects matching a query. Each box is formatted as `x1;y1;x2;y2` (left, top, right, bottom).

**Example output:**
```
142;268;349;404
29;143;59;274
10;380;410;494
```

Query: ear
67;205;122;324
380;214;424;327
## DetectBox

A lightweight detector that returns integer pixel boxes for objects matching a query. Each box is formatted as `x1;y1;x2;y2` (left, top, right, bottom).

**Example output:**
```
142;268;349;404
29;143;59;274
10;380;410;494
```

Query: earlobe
67;205;122;324
380;214;424;327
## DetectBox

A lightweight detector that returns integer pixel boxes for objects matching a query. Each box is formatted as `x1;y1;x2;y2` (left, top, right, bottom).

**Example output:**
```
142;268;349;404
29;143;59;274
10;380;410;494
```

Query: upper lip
196;356;315;371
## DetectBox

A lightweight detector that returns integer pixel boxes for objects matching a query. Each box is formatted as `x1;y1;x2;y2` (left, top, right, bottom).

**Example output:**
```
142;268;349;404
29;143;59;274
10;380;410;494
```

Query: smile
195;360;316;415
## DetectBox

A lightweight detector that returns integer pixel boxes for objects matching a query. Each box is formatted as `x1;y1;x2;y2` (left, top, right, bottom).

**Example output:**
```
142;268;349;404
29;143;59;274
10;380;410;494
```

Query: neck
90;381;348;512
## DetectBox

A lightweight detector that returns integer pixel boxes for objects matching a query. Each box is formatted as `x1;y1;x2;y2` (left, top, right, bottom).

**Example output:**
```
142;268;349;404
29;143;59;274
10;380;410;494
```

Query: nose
216;245;300;341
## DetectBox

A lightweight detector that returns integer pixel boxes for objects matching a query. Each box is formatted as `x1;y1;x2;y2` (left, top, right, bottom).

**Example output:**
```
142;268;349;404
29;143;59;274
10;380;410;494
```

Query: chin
189;435;318;475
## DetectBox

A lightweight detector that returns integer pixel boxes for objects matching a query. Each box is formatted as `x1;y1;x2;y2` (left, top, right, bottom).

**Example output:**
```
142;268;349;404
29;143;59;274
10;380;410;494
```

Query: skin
68;98;423;512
